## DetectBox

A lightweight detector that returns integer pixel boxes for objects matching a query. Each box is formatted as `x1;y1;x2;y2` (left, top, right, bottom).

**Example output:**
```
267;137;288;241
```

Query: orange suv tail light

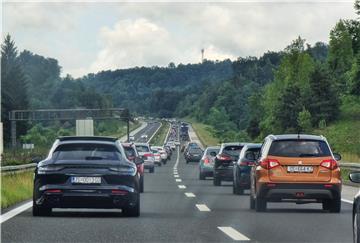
320;159;338;170
260;158;280;169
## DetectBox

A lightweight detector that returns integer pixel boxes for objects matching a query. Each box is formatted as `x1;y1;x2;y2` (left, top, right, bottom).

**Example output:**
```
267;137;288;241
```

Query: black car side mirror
31;157;42;164
333;153;342;161
245;152;255;161
210;151;217;157
349;172;360;183
134;157;144;165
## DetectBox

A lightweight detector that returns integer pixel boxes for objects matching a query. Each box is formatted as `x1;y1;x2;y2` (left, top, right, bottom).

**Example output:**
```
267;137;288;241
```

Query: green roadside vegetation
185;118;219;147
149;122;169;146
1;171;33;209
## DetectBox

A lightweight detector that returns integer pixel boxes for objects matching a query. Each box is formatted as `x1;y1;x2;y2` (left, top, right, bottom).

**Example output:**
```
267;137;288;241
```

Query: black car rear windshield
223;146;243;156
268;140;331;157
135;145;150;152
53;143;122;161
189;148;203;154
206;148;220;155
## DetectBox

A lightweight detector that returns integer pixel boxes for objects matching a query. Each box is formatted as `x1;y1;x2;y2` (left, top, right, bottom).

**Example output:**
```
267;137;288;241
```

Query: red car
122;143;144;193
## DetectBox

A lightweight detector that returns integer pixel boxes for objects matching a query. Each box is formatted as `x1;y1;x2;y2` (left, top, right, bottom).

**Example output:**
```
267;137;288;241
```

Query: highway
1;122;356;243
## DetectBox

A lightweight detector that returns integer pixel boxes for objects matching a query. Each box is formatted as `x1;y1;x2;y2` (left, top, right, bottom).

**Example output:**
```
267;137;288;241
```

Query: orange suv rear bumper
257;182;342;201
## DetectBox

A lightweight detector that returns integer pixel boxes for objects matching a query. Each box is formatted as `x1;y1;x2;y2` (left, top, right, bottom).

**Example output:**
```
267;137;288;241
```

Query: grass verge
149;122;169;146
185;118;219;147
1;171;33;209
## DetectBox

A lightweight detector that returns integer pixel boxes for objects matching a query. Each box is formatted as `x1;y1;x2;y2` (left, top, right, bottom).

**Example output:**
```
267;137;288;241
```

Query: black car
213;143;246;186
233;144;261;195
33;136;142;217
185;147;204;163
350;172;360;243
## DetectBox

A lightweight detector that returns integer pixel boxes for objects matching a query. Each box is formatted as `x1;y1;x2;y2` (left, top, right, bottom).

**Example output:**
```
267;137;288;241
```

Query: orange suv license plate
287;166;313;173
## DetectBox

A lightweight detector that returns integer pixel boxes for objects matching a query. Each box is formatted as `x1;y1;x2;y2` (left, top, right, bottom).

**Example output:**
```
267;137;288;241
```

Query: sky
2;1;358;78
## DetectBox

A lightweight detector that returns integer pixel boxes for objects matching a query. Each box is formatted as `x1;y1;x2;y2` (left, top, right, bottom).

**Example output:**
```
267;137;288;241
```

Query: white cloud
2;2;358;77
89;18;176;71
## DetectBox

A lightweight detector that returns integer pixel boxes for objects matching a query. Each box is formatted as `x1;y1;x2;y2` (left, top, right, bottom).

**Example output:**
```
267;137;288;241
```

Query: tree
308;64;340;125
297;107;312;133
328;20;354;92
1;34;29;145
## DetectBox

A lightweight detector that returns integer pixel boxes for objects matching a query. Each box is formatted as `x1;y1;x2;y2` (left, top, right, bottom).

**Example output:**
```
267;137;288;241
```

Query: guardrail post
11;120;16;148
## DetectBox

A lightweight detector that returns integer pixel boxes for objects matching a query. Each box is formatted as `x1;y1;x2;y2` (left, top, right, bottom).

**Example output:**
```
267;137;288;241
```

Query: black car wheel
233;182;244;195
149;167;154;173
255;197;267;212
122;195;140;217
199;171;206;180
186;160;189;164
33;180;52;216
329;198;341;213
32;202;52;216
354;209;360;243
139;176;144;193
213;176;221;186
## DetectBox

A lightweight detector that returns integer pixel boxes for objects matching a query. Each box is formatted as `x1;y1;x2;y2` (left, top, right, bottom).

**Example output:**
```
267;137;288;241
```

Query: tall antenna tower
201;48;204;63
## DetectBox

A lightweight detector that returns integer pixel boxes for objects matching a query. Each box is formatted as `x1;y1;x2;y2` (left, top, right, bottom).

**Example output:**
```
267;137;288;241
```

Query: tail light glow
260;158;280;169
217;154;232;161
111;189;128;195
45;189;62;193
204;157;210;164
320;159;338;170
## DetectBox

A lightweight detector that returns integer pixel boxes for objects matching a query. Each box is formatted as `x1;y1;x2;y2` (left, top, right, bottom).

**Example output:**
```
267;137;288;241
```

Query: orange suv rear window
268;140;331;157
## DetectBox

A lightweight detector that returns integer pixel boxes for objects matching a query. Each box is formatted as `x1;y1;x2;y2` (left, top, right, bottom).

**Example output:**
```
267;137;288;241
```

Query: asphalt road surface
1;122;356;243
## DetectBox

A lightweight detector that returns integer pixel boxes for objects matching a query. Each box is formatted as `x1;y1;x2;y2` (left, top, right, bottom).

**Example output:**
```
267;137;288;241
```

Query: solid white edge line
195;204;211;212
185;192;196;197
342;198;354;204
0;201;32;224
218;226;250;241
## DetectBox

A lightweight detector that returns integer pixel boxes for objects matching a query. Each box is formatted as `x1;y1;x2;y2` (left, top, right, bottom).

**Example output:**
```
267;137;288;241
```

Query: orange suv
250;134;342;212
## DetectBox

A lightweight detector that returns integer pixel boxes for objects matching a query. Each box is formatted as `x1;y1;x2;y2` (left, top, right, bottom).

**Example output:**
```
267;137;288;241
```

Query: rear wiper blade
298;154;318;157
85;156;103;160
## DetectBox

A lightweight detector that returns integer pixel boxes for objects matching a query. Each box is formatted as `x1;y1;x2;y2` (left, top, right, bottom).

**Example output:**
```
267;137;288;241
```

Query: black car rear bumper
35;185;139;209
214;167;233;181
257;183;341;201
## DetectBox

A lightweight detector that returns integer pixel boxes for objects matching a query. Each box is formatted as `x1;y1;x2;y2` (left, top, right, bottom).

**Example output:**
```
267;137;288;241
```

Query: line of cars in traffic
185;134;348;212
184;133;360;242
32;132;177;218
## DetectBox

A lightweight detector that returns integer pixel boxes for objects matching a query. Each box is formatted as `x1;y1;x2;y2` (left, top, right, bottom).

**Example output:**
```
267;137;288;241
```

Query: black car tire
250;194;255;209
32;202;52;216
149;167;155;173
199;171;206;180
122;195;140;217
233;183;244;195
139;176;144;193
158;162;162;167
213;176;221;186
163;160;167;165
255;197;267;212
186;160;189;164
354;209;359;243
329;198;341;213
322;200;330;210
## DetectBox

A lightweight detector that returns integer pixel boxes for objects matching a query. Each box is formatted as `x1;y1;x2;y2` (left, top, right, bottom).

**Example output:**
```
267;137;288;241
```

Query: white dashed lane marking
195;204;211;212
178;185;186;189
185;192;196;197
218;227;250;241
175;179;182;182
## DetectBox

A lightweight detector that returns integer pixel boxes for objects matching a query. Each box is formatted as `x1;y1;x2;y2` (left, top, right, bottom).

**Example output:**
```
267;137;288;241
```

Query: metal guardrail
339;162;360;171
1;163;37;174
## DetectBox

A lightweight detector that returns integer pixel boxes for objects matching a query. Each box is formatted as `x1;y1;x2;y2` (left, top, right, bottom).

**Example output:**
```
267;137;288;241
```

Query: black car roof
267;134;326;141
